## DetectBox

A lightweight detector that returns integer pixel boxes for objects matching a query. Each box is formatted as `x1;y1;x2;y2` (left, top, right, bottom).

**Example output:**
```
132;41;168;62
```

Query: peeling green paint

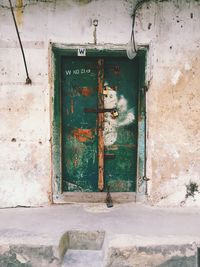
52;47;147;195
61;56;98;192
72;0;93;4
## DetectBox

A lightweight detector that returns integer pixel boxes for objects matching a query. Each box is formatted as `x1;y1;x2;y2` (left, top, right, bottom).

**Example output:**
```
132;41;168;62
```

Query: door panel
103;58;139;192
61;57;98;192
61;56;139;192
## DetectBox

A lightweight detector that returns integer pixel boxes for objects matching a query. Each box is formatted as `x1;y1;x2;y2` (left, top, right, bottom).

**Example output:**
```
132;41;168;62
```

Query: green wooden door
61;56;139;192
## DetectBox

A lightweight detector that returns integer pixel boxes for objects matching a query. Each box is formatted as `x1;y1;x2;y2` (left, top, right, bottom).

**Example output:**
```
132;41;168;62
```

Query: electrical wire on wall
127;0;150;59
8;0;32;84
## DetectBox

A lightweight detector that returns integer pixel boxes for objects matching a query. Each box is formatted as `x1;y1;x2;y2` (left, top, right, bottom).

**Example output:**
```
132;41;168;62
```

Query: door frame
51;44;148;203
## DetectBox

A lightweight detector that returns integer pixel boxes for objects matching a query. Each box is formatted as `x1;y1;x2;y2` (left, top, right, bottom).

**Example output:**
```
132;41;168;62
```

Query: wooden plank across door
97;59;104;191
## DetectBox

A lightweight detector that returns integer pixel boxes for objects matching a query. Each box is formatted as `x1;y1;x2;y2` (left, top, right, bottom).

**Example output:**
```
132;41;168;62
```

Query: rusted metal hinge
142;176;150;181
140;85;148;92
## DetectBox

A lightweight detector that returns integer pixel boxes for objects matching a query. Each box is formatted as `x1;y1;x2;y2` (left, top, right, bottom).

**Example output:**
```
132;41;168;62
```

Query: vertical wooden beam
97;59;104;191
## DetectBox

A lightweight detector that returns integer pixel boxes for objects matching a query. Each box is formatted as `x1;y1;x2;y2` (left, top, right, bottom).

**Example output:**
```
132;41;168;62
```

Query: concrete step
62;249;103;267
1;204;200;266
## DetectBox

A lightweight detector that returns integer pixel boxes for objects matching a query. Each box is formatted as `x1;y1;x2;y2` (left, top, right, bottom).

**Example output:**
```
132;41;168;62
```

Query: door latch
111;109;119;119
106;186;113;208
84;108;118;114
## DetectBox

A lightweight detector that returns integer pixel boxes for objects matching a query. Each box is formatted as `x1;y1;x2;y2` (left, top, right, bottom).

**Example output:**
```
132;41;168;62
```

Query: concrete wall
0;0;199;207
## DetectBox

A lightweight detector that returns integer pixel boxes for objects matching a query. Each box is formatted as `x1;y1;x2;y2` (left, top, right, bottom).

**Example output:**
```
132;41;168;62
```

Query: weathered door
61;56;139;192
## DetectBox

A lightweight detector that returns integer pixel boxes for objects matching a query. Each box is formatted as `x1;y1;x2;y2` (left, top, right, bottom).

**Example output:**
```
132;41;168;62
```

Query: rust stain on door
70;98;74;113
73;128;94;142
79;87;92;96
97;59;104;191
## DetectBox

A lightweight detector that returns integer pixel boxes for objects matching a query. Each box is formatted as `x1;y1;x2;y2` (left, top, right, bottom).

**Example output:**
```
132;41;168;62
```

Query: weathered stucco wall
0;0;199;207
136;1;200;207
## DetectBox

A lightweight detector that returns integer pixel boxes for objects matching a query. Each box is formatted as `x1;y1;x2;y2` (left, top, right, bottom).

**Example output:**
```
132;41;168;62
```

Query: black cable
8;0;32;84
131;1;151;193
131;0;150;52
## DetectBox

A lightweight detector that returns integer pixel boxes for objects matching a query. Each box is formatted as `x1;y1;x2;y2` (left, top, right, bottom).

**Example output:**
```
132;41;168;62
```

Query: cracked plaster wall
0;0;199;207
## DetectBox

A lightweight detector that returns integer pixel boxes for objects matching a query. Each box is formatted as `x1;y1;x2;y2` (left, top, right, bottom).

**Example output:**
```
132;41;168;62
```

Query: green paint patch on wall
73;0;93;5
